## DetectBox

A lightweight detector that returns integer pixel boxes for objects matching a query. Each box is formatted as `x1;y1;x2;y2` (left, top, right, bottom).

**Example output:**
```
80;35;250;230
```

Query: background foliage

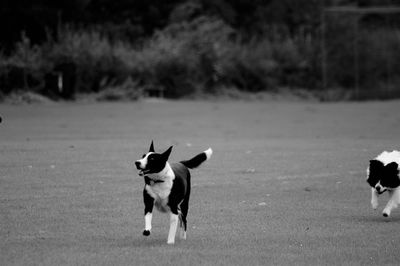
0;0;399;100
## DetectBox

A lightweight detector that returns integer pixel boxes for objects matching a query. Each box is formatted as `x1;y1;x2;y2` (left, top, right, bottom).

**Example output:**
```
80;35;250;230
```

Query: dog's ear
385;162;399;174
385;162;400;187
370;160;384;169
149;140;155;152
162;146;173;160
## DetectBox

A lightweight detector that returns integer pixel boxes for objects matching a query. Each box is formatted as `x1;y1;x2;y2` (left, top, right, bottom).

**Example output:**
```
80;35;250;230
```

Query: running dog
367;150;400;217
135;141;212;244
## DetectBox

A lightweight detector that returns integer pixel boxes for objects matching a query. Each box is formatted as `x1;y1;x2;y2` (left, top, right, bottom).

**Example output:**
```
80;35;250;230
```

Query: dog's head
367;160;400;194
135;141;173;176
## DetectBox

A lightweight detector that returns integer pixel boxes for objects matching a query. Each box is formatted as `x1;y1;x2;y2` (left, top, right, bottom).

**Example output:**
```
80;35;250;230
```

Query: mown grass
1;100;400;265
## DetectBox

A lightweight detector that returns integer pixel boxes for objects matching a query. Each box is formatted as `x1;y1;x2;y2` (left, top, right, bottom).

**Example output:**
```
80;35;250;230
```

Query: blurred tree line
0;0;323;50
1;0;400;100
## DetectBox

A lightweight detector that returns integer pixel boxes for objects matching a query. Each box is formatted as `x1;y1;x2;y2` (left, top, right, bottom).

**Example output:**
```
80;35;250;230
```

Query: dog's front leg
143;188;154;236
371;188;379;209
167;212;179;244
144;213;153;235
383;190;399;217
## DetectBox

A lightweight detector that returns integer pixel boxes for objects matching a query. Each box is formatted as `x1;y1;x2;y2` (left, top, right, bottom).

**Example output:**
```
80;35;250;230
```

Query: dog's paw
179;230;187;240
143;230;151;236
382;208;391;217
167;240;175;245
371;201;378;210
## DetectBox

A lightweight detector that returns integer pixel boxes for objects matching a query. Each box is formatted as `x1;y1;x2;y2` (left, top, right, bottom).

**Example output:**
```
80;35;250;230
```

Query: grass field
1;99;400;265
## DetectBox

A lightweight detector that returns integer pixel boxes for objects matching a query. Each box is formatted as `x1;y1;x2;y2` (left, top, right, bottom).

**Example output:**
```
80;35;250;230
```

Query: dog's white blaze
136;152;154;169
375;182;385;192
167;213;179;244
145;213;152;231
204;148;213;160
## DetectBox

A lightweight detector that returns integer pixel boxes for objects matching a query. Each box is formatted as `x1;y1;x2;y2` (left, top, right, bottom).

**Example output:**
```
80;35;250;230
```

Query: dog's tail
180;148;213;169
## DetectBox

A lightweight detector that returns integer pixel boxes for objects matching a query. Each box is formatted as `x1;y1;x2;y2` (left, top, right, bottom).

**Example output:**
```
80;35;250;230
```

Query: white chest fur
144;163;175;212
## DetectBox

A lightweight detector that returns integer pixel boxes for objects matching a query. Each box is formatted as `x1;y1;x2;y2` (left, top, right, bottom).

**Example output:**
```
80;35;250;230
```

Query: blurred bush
0;33;48;95
1;13;399;100
325;17;400;99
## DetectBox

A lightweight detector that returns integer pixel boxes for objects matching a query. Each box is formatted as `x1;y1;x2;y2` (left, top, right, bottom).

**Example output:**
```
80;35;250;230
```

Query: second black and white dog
367;150;400;217
135;141;212;244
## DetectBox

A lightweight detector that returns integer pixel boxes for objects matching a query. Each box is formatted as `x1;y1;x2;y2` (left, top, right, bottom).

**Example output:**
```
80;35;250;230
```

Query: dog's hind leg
143;189;154;236
178;213;186;240
178;214;187;240
180;175;190;240
178;199;189;240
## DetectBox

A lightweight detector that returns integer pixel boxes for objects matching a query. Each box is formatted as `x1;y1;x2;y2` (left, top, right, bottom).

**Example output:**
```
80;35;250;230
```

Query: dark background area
1;0;400;100
0;0;321;49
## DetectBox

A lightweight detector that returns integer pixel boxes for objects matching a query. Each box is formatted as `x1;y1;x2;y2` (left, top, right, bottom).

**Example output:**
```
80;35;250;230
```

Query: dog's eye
148;157;154;161
142;154;146;158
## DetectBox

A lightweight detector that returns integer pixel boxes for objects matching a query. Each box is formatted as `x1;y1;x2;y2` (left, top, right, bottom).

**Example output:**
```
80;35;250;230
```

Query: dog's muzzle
135;161;148;176
375;184;387;194
134;161;142;169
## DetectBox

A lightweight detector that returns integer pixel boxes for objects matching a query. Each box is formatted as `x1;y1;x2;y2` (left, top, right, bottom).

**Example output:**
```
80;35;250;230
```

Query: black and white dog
367;150;400;217
135;141;212;244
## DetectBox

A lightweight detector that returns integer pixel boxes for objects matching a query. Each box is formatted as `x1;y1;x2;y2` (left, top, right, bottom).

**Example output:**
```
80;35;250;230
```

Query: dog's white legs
383;190;400;217
371;188;379;209
143;213;152;235
167;213;179;244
